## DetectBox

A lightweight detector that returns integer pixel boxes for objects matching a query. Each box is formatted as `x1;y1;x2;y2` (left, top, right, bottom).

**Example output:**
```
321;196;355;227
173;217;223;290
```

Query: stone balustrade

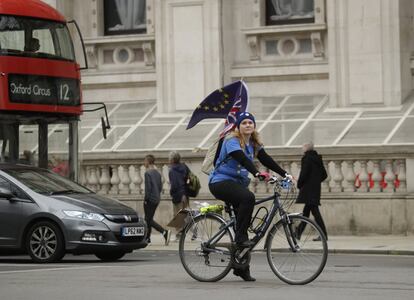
78;146;414;235
79;146;412;197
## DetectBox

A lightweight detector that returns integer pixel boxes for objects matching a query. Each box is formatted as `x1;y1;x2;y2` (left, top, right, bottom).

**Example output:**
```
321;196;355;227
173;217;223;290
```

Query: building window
104;0;146;35
266;0;314;26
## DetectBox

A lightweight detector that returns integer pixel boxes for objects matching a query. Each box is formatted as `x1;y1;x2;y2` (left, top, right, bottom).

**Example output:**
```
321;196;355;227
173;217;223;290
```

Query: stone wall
80;145;414;235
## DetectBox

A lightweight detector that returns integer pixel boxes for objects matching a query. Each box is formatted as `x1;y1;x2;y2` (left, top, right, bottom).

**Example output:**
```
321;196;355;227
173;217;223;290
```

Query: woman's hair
169;151;181;164
231;128;263;152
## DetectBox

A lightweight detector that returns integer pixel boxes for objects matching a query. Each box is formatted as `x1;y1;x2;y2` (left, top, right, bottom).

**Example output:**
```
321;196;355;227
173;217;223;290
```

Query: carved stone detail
143;42;155;67
85;45;97;68
247;35;260;62
310;31;324;59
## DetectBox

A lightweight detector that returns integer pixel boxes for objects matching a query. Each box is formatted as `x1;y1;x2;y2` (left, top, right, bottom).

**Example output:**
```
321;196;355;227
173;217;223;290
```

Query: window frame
103;0;147;36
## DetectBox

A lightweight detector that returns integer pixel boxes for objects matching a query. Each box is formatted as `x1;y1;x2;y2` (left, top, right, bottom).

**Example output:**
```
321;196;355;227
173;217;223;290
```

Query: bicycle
179;176;328;284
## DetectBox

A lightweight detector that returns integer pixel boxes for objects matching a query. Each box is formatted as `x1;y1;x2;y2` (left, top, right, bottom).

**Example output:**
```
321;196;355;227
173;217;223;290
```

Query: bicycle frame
200;181;299;257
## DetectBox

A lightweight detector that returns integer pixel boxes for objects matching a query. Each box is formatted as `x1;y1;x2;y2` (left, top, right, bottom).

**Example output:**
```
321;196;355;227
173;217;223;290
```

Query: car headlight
63;210;105;222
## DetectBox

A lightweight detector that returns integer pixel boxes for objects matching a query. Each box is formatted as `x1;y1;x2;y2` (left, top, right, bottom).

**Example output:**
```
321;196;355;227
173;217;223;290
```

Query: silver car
0;164;148;263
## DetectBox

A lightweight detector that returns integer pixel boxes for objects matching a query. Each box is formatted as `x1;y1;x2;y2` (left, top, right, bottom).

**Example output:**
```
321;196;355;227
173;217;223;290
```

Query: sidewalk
141;234;414;255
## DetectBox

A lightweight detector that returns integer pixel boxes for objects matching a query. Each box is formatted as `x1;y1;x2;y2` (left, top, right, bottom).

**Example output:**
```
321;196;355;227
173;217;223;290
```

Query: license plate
121;226;144;237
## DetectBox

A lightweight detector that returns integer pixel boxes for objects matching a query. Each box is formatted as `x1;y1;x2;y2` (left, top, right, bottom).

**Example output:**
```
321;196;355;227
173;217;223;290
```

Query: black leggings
144;202;165;239
298;204;328;238
209;180;255;244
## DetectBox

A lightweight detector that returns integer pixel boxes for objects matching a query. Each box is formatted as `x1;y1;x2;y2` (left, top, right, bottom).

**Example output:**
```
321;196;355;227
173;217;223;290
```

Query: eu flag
186;80;248;130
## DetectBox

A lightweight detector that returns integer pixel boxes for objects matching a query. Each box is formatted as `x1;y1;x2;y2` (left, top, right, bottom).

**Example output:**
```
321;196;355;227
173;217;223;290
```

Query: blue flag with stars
186;80;248;130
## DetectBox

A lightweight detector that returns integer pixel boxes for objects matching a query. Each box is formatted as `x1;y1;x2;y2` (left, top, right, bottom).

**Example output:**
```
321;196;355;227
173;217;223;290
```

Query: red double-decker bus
0;0;87;180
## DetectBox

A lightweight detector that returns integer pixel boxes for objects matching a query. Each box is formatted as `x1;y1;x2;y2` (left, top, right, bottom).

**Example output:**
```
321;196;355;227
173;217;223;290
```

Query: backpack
201;136;225;175
185;166;201;197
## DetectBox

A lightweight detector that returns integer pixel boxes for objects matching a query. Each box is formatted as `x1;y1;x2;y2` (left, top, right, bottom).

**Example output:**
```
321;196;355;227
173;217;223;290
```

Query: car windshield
4;168;91;195
0;15;75;61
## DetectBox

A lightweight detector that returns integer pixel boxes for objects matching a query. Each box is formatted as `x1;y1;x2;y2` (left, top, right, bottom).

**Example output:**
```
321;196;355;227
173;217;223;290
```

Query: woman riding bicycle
209;112;291;281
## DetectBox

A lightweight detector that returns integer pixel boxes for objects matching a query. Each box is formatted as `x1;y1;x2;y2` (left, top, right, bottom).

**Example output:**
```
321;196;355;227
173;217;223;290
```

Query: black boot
233;267;256;282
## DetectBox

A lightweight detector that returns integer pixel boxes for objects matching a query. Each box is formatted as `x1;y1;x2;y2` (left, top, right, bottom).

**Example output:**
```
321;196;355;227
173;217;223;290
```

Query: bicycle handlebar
268;176;294;189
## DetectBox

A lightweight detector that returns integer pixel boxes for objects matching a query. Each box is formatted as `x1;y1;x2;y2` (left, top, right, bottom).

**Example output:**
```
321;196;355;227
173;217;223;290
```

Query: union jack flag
219;81;248;137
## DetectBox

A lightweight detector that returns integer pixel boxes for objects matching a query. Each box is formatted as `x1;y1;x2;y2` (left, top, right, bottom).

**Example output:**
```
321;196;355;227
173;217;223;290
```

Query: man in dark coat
143;154;171;245
296;142;328;241
168;151;189;240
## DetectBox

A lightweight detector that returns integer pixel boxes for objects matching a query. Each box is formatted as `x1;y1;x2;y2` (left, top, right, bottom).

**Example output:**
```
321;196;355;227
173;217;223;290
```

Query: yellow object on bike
200;204;224;214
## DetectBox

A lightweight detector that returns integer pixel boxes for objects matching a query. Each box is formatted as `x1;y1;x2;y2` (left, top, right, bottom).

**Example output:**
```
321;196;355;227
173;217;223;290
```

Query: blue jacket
209;137;258;187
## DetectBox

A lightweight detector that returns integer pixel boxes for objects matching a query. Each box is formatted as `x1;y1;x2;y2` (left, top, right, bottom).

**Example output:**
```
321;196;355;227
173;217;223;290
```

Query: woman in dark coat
296;142;328;240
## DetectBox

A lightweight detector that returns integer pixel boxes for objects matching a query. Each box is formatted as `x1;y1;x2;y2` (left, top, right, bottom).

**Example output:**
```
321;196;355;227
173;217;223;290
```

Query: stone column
155;164;165;194
109;165;120;195
162;164;170;195
358;160;370;192
79;166;87;186
331;161;344;192
343;160;356;192
397;159;407;192
370;160;382;192
130;165;143;194
321;161;331;193
119;165;131;194
87;166;99;192
99;165;111;194
384;160;396;193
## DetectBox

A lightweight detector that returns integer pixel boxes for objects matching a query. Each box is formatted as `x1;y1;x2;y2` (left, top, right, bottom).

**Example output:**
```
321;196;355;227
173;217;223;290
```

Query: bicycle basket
276;180;297;211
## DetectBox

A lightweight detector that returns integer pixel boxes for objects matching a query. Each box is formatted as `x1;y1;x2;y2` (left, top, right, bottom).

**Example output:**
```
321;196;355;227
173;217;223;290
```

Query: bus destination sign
8;74;80;106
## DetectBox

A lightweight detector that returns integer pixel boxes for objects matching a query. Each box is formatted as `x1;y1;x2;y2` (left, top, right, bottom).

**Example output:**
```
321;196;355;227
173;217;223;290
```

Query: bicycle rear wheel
179;213;233;282
266;215;328;285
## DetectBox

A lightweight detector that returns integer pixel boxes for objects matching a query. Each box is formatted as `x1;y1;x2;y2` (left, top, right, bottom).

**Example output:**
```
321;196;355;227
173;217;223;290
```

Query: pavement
143;234;414;255
1;253;413;300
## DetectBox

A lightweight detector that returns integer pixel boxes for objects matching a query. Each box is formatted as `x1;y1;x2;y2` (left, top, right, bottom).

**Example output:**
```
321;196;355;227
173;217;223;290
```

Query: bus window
0;17;25;52
0;15;75;61
32;29;54;55
55;26;75;61
19;125;38;166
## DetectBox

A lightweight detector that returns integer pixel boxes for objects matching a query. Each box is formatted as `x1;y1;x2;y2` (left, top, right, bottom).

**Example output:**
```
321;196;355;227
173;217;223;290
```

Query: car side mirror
0;187;14;200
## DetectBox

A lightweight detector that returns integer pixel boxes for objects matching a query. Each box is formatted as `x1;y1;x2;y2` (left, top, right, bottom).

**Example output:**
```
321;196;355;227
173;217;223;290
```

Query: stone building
41;0;414;235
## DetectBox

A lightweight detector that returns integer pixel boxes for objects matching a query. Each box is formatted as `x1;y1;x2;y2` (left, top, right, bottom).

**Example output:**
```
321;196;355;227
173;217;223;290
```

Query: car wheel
95;251;126;262
26;221;65;263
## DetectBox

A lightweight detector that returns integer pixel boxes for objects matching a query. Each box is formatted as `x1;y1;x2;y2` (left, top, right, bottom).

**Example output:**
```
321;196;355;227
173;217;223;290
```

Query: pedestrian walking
296;142;328;241
143;154;171;245
168;151;190;240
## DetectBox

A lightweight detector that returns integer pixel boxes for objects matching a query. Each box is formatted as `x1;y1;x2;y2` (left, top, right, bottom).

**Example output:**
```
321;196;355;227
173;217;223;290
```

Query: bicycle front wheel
265;215;328;285
179;213;233;282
